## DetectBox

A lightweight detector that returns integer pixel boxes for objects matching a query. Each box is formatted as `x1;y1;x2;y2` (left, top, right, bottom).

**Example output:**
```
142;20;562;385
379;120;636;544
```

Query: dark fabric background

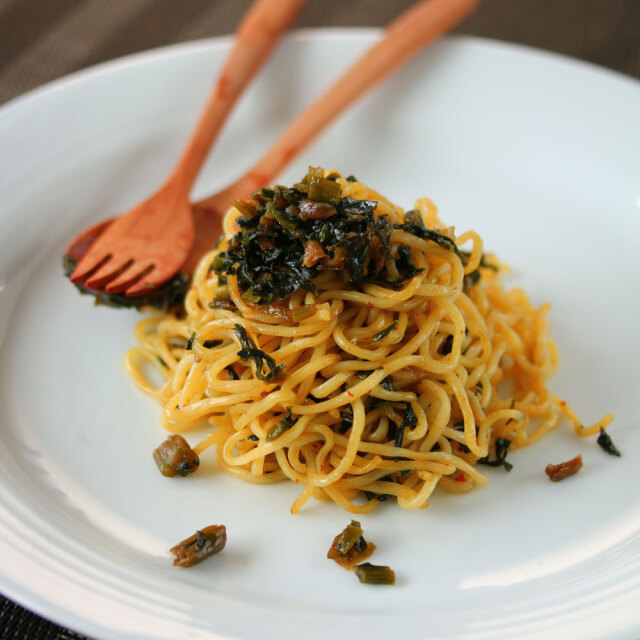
1;0;639;105
1;0;638;638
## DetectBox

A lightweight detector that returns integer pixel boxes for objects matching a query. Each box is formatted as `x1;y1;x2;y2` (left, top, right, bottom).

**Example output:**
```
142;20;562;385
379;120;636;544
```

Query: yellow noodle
127;172;612;514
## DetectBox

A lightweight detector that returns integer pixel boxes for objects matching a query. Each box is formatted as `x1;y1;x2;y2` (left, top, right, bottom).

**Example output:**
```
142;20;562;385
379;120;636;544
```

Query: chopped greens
170;525;227;567
363;489;394;502
266;408;296;442
153;434;200;477
233;324;284;382
328;520;376;570
339;407;353;434
372;320;398;342
393;404;418;449
462;269;481;294
331;520;366;555
597;428;621;457
459;250;498;294
307;166;341;205
545;455;583;482
225;365;239;381
439;334;454;355
211;167;455;305
380;376;395;392
478;438;513;472
354;563;395;585
393;208;458;254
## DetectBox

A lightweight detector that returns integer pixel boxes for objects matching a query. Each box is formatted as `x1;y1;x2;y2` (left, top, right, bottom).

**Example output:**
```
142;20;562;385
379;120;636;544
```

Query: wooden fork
69;0;306;296
67;0;479;290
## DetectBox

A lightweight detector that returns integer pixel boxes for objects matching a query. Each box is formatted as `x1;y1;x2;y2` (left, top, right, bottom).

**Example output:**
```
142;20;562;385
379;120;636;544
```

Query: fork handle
168;0;306;197
199;0;479;206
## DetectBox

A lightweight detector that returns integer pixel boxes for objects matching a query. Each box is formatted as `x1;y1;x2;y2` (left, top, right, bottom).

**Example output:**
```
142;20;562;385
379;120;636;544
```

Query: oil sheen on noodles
125;172;612;514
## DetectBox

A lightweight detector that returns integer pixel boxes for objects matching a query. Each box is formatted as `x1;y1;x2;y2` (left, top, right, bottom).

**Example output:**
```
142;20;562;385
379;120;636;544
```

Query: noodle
125;171;613;513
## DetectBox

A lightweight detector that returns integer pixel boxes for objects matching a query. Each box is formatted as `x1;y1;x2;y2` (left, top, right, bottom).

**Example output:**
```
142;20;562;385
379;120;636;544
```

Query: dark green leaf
339;407;353;434
225;365;239;381
394;404;417;449
597;428;621;457
233;324;284;382
266;408;296;442
331;520;365;555
478;438;513;471
373;320;398;342
354;562;395;585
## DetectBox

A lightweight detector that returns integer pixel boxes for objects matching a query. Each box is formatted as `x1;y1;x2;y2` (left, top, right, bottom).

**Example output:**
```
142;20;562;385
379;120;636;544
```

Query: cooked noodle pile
126;171;612;514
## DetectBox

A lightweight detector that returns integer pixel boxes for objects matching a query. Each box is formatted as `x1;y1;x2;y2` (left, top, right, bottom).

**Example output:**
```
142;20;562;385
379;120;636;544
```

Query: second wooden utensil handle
169;0;306;195
205;0;478;203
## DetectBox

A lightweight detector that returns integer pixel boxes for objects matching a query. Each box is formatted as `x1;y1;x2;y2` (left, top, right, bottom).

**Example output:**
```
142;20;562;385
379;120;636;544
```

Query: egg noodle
125;172;612;514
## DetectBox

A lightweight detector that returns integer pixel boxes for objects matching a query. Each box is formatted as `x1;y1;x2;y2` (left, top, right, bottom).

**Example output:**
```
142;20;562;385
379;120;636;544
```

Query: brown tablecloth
1;0;638;638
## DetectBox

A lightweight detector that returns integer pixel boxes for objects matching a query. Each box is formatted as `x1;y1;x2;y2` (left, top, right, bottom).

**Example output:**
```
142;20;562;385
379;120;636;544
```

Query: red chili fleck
295;479;300;483
455;474;466;482
347;391;354;397
367;302;374;309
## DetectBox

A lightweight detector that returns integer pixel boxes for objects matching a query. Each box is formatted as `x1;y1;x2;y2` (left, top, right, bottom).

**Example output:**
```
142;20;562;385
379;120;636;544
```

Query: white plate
0;30;639;640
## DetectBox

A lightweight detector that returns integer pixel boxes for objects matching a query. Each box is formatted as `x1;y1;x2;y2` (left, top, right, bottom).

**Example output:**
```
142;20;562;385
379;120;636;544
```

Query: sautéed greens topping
211;166;478;305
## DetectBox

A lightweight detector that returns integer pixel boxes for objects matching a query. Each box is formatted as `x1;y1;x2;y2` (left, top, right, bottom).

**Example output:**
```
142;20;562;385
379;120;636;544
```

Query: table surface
1;0;639;638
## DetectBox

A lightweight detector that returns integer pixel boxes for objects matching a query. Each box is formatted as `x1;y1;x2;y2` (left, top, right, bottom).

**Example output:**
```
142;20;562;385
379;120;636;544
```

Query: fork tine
144;258;185;286
69;251;111;283
121;258;184;297
124;267;169;297
104;261;154;294
84;256;134;290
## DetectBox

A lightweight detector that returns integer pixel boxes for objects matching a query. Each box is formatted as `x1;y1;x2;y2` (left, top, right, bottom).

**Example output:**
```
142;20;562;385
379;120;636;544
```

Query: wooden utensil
67;0;479;293
69;0;306;296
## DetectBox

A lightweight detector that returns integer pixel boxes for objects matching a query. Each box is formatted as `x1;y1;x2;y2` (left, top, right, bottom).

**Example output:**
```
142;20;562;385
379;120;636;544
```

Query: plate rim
1;28;639;640
2;28;639;119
